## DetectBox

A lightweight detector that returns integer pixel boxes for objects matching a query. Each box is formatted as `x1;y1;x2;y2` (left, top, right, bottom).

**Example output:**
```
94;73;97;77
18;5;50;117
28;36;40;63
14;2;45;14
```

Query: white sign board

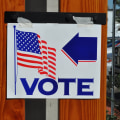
7;23;101;99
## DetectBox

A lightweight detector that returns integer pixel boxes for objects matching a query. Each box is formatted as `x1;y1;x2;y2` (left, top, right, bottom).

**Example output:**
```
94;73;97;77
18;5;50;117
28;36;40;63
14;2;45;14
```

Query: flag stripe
48;51;56;57
48;47;56;52
40;40;48;76
18;60;43;67
48;56;56;61
42;46;47;50
17;52;42;60
48;65;56;71
38;41;41;44
49;69;56;75
43;56;48;60
42;51;47;55
48;75;56;80
48;60;56;66
48;47;56;80
41;40;47;44
37;34;40;38
17;57;43;64
40;71;48;75
44;66;48;70
18;62;43;68
43;61;48;65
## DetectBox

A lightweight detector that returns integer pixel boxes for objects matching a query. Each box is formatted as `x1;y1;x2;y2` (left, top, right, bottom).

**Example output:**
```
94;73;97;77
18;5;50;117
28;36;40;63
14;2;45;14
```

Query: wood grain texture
60;0;107;120
0;0;25;119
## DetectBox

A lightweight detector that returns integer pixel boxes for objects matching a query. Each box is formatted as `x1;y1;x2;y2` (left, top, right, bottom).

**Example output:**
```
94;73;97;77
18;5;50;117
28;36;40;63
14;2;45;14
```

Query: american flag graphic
16;30;56;80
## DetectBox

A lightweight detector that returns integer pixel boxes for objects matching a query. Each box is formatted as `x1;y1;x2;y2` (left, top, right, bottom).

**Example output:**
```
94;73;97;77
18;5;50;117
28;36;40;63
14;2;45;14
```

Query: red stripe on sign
48;47;56;52
48;56;56;61
48;65;56;71
48;60;56;66
49;69;56;75
37;34;40;38
17;57;43;64
17;52;42;60
38;40;41;44
61;49;77;66
40;71;48;75
44;66;48;70
48;74;56;80
48;51;56;57
43;56;47;60
18;62;43;69
43;61;48;65
41;40;47;44
42;46;47;50
42;51;47;55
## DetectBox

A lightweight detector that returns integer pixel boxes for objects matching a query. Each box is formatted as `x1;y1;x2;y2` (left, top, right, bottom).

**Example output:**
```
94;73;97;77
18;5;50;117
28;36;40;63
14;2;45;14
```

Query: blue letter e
20;78;39;95
78;79;94;96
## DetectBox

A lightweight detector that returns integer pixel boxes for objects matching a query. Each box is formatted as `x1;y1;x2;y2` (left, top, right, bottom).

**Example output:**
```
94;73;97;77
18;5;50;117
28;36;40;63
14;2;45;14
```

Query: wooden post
0;0;25;120
60;0;107;120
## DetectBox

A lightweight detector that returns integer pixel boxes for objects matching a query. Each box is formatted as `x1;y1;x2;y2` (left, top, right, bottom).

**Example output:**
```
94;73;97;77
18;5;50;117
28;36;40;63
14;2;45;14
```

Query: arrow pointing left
61;33;97;66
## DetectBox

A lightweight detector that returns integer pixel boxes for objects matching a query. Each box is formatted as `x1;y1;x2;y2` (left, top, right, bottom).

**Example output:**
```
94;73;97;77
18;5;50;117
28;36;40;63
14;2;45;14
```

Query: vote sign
7;23;101;99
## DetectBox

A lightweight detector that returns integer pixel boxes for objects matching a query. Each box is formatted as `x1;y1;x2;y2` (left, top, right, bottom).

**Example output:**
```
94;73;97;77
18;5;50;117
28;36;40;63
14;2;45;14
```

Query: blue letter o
38;78;58;95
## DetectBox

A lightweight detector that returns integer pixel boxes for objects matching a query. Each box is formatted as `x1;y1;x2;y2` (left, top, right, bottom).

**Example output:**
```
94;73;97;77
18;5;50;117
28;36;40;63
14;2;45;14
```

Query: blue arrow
62;33;97;66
